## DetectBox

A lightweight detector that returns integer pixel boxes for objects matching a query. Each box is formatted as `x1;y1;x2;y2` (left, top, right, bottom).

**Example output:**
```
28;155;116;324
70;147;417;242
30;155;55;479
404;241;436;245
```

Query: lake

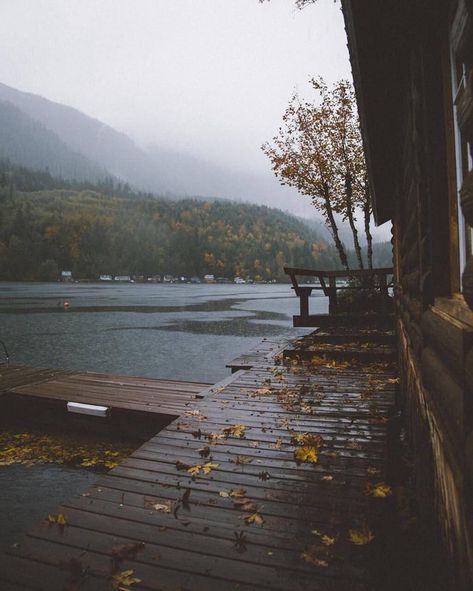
0;281;327;382
0;281;328;551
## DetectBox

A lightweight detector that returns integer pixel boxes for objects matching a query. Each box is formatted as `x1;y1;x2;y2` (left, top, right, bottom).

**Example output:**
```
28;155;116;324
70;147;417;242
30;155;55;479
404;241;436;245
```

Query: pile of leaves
0;430;134;470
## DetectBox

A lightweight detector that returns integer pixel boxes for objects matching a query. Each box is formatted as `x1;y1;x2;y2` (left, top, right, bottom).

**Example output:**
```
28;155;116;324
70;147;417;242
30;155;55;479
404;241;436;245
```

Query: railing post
328;276;338;315
298;287;313;318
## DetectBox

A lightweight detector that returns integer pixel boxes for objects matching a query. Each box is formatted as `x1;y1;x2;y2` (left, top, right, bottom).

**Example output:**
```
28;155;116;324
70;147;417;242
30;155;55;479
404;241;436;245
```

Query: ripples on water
0;282;327;382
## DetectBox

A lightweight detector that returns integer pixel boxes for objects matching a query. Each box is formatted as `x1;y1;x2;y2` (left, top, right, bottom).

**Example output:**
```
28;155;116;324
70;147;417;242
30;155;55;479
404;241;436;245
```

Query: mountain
0;101;108;182
0;82;312;213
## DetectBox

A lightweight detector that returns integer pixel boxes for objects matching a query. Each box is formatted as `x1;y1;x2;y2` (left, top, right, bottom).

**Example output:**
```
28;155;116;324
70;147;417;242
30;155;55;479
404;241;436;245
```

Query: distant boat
234;277;246;284
99;274;112;281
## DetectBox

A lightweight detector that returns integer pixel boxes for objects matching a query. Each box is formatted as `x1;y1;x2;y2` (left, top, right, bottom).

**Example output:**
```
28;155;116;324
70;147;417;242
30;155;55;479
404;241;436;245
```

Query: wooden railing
284;266;394;323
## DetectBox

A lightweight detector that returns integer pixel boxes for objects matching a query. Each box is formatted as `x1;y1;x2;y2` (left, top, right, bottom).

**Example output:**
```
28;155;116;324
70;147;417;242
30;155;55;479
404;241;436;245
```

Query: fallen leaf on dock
242;512;264;525
321;474;333;481
229;488;247;498
145;500;173;513
271;437;283;449
187;462;219;476
111;569;141;590
294;446;318;464
233;498;258;512
290;432;324;448
230;455;253;465
223;424;247;438
175;460;191;471
348;526;375;545
197;446;211;458
364;482;392;498
301;545;329;567
253;388;272;396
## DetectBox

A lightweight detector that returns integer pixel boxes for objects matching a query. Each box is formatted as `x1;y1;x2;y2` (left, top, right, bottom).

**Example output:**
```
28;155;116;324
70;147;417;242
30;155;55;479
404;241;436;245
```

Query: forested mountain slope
0;171;336;281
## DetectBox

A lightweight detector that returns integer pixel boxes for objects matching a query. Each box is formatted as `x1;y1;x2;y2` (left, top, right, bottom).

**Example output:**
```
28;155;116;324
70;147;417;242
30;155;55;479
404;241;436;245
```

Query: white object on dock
67;401;110;417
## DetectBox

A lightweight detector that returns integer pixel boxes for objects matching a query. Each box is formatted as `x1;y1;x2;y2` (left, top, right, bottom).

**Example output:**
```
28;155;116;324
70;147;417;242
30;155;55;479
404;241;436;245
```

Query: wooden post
328;276;338;315
298;287;313;319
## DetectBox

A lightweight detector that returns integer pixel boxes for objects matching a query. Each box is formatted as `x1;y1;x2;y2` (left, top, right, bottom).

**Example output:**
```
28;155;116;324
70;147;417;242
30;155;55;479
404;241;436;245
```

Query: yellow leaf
56;513;67;526
321;534;336;546
202;462;219;474
294;446;318;464
301;545;329;567
112;568;142;589
321;475;333;481
223;424;246;438
365;482;392;498
348;526;375;545
187;465;201;475
243;512;264;525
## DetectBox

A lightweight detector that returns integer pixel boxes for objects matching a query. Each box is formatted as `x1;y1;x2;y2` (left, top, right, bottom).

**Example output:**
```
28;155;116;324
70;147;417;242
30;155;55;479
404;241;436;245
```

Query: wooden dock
0;365;211;417
0;326;397;591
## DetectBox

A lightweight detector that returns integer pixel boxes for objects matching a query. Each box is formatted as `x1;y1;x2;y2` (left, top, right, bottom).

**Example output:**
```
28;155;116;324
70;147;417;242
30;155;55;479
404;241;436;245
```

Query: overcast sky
0;0;351;170
0;0;390;238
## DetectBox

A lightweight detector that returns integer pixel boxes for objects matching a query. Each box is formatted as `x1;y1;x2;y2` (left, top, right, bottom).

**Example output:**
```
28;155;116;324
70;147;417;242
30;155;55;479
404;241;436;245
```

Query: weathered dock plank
0;365;211;417
0;329;397;591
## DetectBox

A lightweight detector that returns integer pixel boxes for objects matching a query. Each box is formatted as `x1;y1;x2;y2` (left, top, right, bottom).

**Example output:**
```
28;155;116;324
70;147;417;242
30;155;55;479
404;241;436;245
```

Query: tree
262;77;373;269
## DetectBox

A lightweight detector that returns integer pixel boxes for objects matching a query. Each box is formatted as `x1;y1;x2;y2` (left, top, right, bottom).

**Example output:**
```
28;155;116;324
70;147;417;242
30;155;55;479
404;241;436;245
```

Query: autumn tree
262;77;373;270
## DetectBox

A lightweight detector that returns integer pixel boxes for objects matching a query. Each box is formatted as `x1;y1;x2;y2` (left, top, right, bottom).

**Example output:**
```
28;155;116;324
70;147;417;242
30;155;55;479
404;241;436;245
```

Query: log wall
393;2;473;587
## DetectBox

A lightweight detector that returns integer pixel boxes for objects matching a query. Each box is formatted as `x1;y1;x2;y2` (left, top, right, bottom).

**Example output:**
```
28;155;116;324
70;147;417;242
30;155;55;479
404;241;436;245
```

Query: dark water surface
0;282;326;382
0;282;327;551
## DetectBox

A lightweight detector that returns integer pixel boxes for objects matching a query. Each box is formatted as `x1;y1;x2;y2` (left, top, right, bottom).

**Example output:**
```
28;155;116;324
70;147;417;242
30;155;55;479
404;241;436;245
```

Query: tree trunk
363;181;373;269
323;184;349;270
345;175;364;269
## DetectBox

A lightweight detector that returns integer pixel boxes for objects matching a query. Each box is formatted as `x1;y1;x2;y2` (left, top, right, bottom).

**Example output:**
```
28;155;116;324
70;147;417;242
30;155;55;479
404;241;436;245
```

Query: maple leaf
254;388;272;396
202;462;219;474
242;512;265;525
321;474;333;481
206;433;226;444
291;432;323;448
230;455;253;465
321;534;336;546
229;488;247;498
111;569;141;590
175;460;191;471
348;526;375;545
223;424;247;438
301;545;329;567
294;446;318;464
271;437;283;449
365;482;392;498
219;491;230;498
197;446;210;458
187;465;202;476
233;498;258;512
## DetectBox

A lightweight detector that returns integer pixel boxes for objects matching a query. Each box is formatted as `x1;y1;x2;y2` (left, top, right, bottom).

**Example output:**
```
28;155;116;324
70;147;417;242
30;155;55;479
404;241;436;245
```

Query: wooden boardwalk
0;365;211;417
0;328;397;591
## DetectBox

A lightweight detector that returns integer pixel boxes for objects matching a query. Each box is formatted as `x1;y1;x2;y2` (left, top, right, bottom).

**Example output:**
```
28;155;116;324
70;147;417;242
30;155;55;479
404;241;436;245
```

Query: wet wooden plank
0;326;396;590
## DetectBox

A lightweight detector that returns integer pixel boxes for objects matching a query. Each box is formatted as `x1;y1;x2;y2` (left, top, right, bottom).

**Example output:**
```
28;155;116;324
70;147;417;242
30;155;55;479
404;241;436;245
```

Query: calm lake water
0;281;327;382
0;281;327;552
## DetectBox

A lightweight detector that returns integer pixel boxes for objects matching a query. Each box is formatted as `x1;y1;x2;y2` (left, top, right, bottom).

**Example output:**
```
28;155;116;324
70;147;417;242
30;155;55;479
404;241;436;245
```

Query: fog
0;0;391;238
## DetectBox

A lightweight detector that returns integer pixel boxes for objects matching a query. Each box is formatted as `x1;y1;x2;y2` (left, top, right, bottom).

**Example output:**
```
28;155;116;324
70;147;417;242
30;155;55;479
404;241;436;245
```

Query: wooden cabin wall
394;4;473;586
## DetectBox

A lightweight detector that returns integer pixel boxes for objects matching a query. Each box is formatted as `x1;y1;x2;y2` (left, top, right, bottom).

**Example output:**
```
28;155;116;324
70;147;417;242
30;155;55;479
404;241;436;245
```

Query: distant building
99;275;112;281
204;274;216;283
60;270;72;282
234;277;245;284
114;275;131;282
